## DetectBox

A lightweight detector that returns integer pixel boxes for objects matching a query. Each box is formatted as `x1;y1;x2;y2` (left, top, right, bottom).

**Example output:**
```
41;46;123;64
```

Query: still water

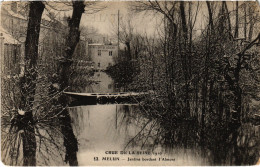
68;72;260;166
69;72;207;165
2;72;259;166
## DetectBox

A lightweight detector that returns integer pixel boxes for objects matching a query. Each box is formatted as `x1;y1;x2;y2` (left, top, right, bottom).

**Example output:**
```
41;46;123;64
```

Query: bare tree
234;1;239;38
18;2;45;166
56;2;85;166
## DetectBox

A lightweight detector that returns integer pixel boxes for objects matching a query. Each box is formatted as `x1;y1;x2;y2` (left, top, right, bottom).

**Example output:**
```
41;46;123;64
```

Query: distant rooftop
88;43;104;46
88;43;117;46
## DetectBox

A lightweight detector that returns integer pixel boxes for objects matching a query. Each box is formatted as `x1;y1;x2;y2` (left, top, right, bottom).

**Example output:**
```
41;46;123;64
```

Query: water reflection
1;113;66;166
1;97;78;166
85;72;115;93
59;109;78;166
69;104;259;166
1;71;259;166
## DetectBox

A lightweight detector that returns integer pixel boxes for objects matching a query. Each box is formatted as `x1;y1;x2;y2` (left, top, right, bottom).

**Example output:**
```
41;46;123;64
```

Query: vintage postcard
0;0;260;166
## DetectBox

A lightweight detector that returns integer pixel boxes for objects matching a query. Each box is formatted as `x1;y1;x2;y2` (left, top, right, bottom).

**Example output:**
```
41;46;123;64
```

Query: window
98;50;101;56
98;63;100;67
108;84;112;89
109;51;113;56
11;2;17;13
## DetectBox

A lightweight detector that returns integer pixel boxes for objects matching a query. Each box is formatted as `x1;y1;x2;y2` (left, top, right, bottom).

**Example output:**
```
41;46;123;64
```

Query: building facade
0;1;68;77
88;43;118;70
0;28;21;76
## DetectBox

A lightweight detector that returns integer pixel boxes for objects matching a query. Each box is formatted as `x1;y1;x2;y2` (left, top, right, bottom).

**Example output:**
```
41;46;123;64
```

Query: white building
88;43;118;70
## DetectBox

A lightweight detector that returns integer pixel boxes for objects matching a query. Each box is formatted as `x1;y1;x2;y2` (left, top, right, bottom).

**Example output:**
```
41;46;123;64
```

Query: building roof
0;27;20;44
88;43;104;46
1;6;27;20
88;43;117;46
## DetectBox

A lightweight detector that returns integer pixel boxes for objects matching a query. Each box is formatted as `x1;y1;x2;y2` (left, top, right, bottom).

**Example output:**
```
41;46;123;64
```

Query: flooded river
68;72;260;166
2;72;259;166
68;72;208;165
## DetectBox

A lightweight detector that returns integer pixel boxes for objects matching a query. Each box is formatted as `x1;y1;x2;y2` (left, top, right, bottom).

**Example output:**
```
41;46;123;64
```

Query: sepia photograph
0;0;260;166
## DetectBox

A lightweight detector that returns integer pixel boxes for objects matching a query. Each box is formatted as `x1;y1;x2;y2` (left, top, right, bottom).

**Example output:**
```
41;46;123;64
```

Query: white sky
80;1;162;37
40;1;259;40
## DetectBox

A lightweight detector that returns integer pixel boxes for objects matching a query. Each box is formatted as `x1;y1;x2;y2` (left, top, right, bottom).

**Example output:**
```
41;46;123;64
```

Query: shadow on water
2;101;259;165
113;105;260;165
2;71;259;166
59;108;78;166
1;113;37;166
66;72;259;166
66;101;258;165
1;98;78;166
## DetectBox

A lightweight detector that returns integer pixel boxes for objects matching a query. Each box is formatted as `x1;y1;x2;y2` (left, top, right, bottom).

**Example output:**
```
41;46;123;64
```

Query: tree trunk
248;6;254;41
231;35;260;124
201;3;215;142
218;86;224;121
235;1;239;38
125;41;131;61
244;4;247;40
22;124;36;166
59;1;85;92
19;2;45;165
218;2;225;33
206;1;214;31
223;1;232;36
60;109;79;166
180;1;190;116
58;2;85;166
180;1;188;41
20;1;45;113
